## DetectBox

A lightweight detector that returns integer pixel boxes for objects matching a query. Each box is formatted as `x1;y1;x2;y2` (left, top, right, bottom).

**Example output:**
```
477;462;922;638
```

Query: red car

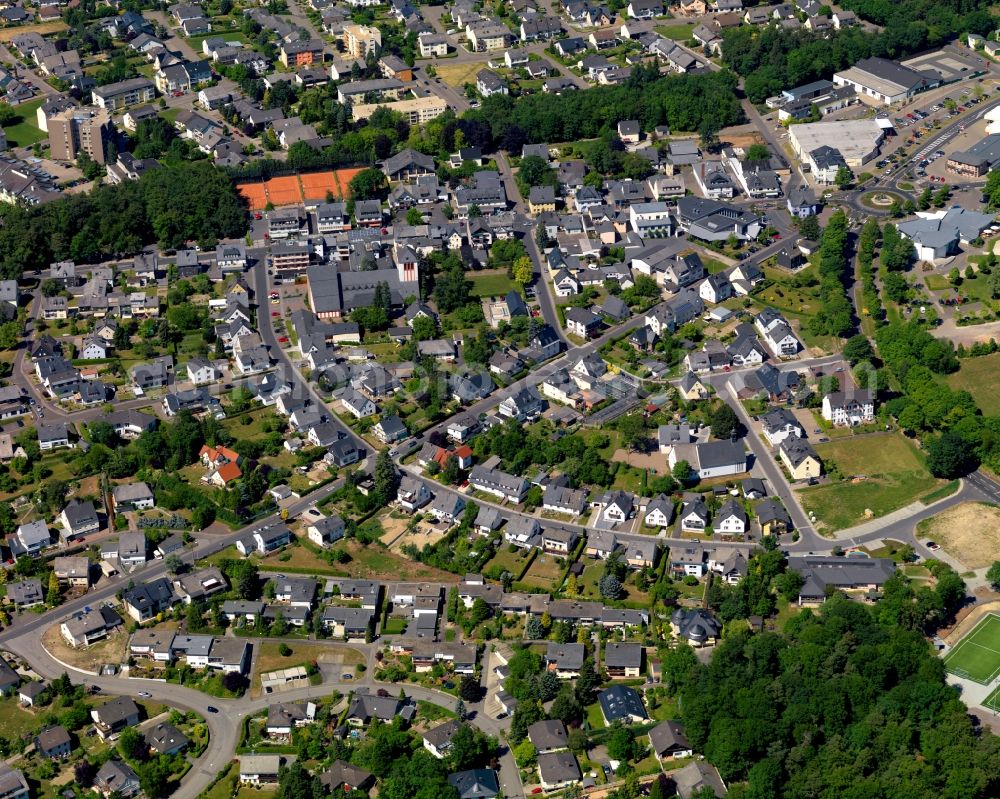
254;212;262;220
271;311;279;317
278;336;288;343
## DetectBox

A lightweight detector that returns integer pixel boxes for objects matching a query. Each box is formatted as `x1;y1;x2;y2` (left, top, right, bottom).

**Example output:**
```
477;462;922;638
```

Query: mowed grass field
944;614;1000;684
947;352;1000;415
655;22;695;40
3;97;46;147
798;433;942;531
469;271;517;298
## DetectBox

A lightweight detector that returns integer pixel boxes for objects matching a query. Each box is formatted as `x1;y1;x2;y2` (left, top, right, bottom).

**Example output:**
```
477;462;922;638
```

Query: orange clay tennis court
237;168;366;210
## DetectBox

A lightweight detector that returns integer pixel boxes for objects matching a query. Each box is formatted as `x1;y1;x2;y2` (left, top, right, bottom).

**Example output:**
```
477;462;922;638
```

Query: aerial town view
0;0;1000;797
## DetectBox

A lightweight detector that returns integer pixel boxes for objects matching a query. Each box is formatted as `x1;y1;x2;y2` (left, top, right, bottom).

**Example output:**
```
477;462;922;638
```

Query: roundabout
859;189;907;211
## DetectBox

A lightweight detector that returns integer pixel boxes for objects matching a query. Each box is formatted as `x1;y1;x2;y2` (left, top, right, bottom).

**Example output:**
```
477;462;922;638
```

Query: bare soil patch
918;502;1000;570
611;448;662;470
42;623;127;674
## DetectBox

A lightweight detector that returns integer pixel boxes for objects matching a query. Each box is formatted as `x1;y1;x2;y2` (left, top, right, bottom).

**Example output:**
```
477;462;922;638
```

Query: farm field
798;433;942;531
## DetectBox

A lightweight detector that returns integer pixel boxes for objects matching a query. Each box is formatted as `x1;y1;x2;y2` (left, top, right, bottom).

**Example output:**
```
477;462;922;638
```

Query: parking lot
875;80;1000;183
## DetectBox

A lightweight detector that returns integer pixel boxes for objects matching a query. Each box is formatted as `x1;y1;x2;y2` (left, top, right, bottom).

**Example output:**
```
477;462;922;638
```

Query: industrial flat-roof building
789;118;884;182
832;57;939;105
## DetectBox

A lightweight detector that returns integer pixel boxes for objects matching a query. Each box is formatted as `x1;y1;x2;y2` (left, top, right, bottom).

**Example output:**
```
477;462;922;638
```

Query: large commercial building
832;57;938;105
896;206;995;261
946;133;1000;177
788;118;884;180
306;265;419;320
48;107;112;164
351;96;447;124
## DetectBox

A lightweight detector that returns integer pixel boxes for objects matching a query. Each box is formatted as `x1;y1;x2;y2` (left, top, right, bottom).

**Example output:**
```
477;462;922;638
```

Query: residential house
714;498;747;535
528;719;569;753
670;607;721;646
398;476;432;511
95;760;140;797
779;437;822;481
60;499;100;541
756;498;792;536
679;496;709;534
604;642;643;678
821;390;874;426
598;685;648;724
121;578;176;622
91;697;141;741
35;726;71;759
644;494;674;528
649;720;693;762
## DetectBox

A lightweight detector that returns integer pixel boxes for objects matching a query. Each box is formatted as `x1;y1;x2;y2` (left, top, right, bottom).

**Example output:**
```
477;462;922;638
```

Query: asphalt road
5;623;523;799
251;258;375;457
494;152;566;342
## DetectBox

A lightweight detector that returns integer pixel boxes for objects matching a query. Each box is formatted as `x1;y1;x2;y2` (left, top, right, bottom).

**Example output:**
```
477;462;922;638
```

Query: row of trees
808;209;854;338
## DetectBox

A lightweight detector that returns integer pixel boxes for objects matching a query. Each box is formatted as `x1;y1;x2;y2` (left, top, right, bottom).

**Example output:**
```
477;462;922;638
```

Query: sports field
943;614;1000;684
237;168;365;210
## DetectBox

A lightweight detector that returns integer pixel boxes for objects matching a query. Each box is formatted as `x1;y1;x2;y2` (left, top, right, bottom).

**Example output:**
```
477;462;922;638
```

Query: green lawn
483;546;533;579
924;274;952;291
798;433;942;531
3;97;46;147
947;352;1000;414
703;258;731;274
0;696;44;741
655;22;695;40
469;271;517;298
585;701;606;729
575;561;650;606
518;551;565;589
927;270;996;307
383;618;407;635
943;614;1000;683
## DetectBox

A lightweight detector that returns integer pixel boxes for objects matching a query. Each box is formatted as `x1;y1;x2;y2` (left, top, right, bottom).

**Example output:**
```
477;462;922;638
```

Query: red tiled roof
215;462;242;483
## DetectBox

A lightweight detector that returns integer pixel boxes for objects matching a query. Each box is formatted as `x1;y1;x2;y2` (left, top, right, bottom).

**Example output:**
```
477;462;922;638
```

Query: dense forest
465;65;745;148
723;2;997;104
0;161;245;274
678;597;1000;799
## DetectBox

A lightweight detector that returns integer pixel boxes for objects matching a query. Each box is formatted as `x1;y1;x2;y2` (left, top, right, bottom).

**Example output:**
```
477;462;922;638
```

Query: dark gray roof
528;719;568;751
448;768;500;799
597;684;647;721
538;750;580;784
648;719;690;756
604;642;643;669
